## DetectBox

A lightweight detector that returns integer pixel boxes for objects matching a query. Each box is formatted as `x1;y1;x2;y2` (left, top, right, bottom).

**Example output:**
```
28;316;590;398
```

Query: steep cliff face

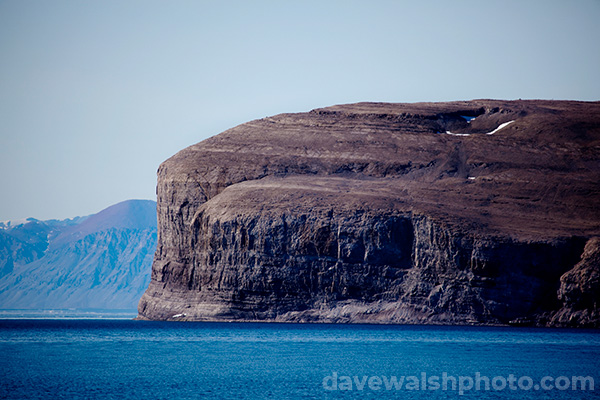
138;100;600;326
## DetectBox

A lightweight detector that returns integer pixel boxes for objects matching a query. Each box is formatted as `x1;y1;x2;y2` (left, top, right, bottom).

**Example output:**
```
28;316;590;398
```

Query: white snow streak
446;120;515;136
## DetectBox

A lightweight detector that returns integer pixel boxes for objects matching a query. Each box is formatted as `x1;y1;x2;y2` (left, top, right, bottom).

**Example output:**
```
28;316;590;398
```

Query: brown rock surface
138;100;600;326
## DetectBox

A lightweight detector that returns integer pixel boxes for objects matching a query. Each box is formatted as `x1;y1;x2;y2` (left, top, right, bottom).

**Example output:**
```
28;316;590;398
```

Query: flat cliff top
161;100;600;240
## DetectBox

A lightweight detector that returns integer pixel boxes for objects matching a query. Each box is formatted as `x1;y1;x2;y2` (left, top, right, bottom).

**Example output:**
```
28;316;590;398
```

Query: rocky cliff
138;100;600;327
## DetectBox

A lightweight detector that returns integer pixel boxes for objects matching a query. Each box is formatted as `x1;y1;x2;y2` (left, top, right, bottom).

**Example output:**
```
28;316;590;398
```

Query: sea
1;319;599;399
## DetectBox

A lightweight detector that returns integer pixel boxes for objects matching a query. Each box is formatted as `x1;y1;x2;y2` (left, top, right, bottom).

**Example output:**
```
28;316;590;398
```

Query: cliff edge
138;100;600;327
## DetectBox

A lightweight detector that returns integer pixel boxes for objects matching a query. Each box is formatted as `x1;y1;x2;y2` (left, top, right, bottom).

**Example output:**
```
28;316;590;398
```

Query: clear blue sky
1;0;599;221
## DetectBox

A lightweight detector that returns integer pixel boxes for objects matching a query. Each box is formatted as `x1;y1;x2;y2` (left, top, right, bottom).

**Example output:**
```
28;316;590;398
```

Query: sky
0;0;599;221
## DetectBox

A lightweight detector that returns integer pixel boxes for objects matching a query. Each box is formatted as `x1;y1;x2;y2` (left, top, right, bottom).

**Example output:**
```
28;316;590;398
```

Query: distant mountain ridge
0;200;156;310
0;216;86;230
0;216;84;279
51;200;156;247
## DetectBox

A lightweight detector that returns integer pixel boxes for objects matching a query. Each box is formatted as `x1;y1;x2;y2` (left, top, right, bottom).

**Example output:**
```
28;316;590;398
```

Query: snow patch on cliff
446;120;515;136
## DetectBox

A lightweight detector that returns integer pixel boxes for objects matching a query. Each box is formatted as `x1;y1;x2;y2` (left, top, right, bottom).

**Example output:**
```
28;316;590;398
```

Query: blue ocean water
1;320;599;399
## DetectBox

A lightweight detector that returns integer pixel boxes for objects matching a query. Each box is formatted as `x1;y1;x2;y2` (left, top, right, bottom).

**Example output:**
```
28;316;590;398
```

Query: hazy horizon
1;0;599;220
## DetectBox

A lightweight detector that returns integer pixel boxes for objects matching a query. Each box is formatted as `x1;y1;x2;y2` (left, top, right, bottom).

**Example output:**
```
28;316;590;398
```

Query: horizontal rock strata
138;100;600;327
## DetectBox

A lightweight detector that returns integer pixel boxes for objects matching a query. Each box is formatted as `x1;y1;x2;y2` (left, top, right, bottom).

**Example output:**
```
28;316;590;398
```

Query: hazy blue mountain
0;200;156;310
0;216;84;279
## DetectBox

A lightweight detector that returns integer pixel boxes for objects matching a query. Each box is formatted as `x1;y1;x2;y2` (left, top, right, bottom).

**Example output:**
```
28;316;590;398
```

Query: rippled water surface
1;320;599;399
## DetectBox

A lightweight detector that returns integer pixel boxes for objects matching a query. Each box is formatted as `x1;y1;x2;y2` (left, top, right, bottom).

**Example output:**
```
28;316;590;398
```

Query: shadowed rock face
138;100;600;327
